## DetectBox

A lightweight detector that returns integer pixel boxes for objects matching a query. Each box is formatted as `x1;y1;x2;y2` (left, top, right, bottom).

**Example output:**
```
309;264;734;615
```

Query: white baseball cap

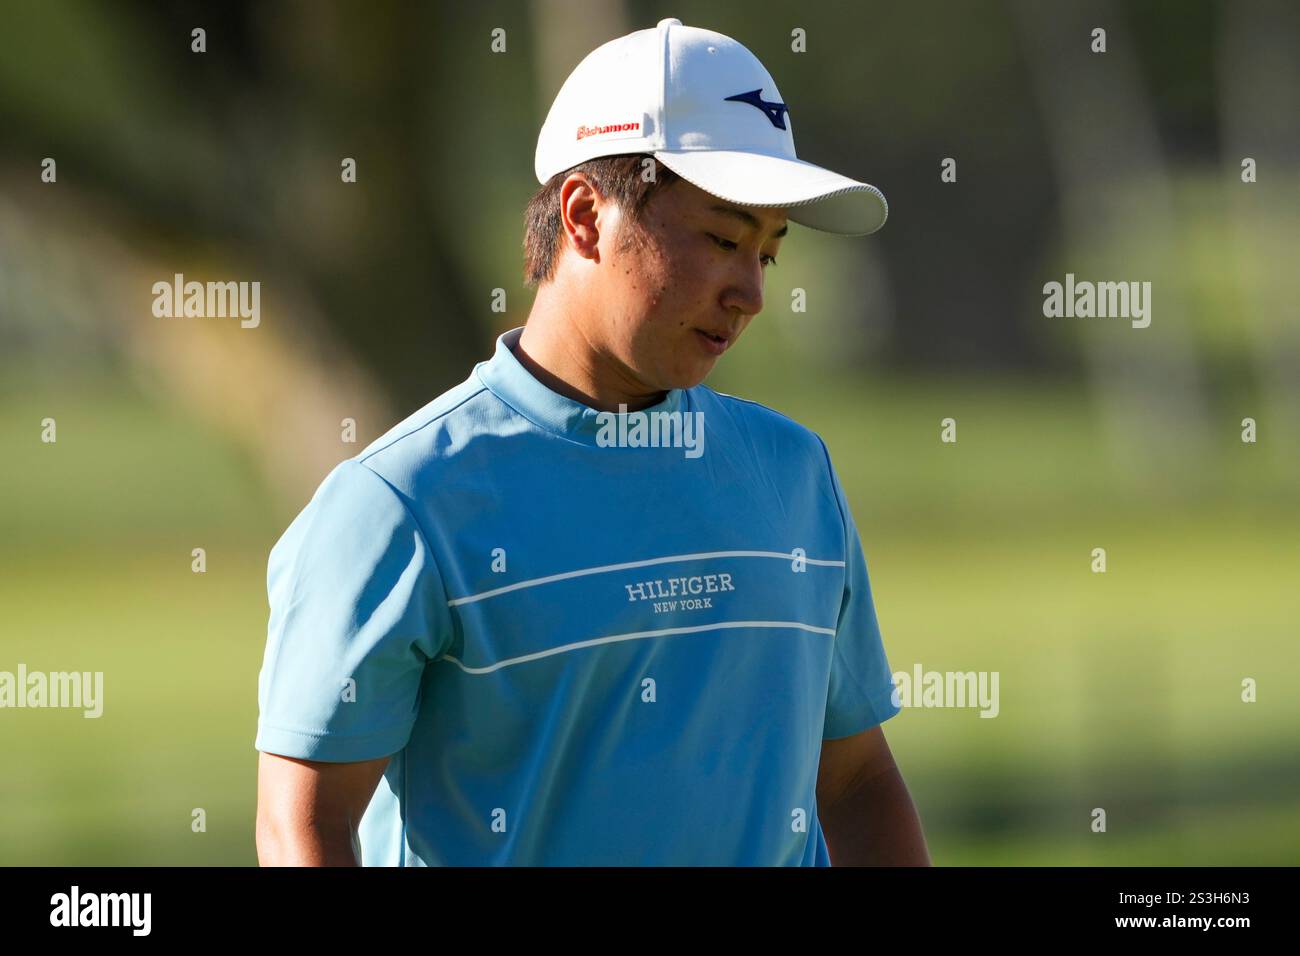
534;17;887;236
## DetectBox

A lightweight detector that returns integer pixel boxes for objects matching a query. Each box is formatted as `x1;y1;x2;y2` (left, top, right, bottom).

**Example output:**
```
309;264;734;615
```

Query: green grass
0;546;267;865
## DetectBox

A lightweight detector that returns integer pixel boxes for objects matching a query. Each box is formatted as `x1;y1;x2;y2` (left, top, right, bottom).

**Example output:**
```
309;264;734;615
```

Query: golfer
255;17;930;866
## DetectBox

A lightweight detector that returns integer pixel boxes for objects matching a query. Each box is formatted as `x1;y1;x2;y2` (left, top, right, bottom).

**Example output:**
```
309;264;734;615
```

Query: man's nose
722;257;765;317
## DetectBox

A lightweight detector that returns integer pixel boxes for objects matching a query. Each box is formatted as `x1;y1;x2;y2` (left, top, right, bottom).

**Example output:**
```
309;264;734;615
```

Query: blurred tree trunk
529;0;632;115
1013;0;1213;489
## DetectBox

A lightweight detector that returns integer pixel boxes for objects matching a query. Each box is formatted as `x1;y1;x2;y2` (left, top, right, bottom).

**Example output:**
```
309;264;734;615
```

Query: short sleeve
819;443;903;740
255;458;452;762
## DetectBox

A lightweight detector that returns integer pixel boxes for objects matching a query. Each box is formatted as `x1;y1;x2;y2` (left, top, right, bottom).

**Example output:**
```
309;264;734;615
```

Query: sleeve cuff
822;684;903;740
254;720;413;762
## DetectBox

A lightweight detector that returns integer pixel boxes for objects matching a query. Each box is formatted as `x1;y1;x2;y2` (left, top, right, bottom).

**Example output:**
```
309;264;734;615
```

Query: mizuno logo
724;88;789;130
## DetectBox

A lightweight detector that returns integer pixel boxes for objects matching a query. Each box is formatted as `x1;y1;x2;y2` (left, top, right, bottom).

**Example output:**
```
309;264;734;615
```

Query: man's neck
515;293;668;413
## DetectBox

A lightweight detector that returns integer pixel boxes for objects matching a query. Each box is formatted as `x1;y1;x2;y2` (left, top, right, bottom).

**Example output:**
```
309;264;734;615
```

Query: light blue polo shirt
255;325;901;865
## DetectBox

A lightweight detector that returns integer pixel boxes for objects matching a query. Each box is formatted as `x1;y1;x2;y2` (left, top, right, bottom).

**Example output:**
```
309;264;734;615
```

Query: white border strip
440;619;836;674
448;549;844;607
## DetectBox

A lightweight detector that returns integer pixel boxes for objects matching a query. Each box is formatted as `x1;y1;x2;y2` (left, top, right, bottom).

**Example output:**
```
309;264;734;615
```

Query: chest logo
624;572;735;613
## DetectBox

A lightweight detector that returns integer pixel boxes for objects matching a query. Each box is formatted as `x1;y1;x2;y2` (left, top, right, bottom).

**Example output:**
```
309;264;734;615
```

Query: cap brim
652;148;888;236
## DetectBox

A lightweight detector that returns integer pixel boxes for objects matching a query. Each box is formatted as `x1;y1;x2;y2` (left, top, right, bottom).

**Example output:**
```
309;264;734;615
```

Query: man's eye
710;233;777;267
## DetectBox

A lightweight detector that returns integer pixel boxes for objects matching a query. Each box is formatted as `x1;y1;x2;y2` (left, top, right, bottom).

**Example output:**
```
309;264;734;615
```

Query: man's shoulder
694;384;830;460
695;385;850;535
351;368;493;479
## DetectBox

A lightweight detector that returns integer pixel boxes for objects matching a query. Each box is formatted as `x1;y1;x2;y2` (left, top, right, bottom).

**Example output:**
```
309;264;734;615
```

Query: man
255;17;929;866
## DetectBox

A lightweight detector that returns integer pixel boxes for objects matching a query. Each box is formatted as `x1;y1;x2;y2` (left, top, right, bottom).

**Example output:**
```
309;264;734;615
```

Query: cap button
657;17;682;28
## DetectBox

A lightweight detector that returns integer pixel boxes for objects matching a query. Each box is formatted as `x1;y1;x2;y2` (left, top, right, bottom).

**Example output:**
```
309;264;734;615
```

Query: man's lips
694;327;733;355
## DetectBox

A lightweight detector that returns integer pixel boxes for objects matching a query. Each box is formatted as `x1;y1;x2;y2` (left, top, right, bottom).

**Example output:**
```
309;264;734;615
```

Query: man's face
589;176;788;392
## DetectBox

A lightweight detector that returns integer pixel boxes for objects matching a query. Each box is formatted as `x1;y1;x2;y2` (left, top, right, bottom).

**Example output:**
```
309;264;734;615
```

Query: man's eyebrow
709;204;788;239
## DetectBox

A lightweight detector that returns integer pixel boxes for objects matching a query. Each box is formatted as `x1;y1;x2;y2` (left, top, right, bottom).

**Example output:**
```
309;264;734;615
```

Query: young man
255;17;929;866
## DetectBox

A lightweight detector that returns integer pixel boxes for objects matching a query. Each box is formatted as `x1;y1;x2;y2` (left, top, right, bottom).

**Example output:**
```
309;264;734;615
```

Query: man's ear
559;173;602;263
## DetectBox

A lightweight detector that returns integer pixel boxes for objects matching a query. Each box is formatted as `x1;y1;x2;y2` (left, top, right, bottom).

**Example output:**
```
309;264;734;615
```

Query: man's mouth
695;328;732;355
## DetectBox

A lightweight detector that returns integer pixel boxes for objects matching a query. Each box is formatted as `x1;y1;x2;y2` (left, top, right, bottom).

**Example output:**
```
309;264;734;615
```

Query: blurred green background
1;0;1297;865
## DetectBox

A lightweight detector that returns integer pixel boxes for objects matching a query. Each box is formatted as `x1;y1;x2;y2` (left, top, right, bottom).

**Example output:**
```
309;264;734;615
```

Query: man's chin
668;363;715;391
635;354;718;393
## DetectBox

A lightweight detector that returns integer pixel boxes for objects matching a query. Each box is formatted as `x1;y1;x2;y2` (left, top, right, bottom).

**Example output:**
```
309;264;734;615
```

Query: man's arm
255;752;392;866
816;725;931;865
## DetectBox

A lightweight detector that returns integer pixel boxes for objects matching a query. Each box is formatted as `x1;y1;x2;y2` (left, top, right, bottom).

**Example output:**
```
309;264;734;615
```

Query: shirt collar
475;326;686;445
